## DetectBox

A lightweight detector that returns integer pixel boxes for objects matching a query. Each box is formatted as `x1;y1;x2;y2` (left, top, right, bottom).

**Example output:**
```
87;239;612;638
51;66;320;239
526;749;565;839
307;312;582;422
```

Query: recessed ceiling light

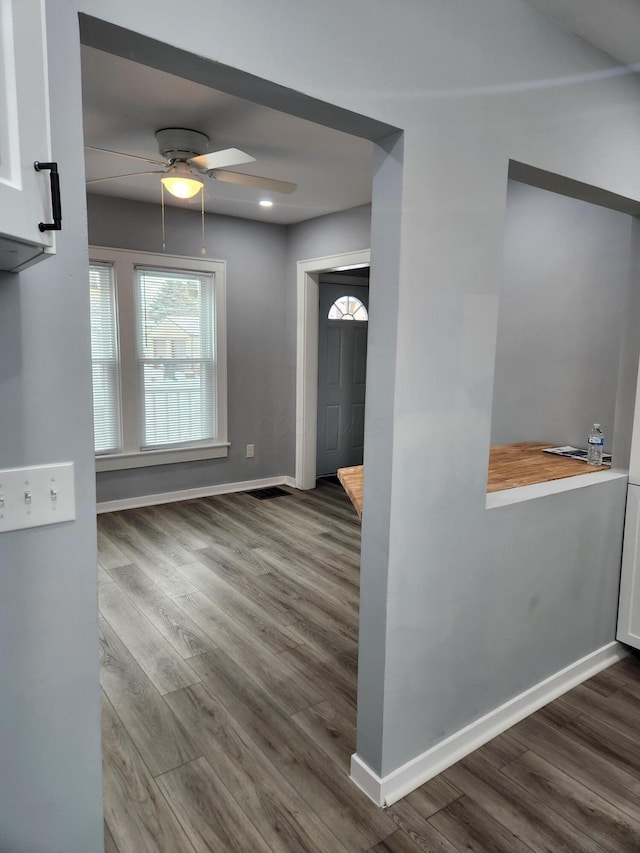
259;199;273;208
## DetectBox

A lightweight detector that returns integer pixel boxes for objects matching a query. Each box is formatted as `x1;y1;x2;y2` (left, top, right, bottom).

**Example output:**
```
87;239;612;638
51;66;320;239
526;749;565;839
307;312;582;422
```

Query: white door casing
295;249;371;490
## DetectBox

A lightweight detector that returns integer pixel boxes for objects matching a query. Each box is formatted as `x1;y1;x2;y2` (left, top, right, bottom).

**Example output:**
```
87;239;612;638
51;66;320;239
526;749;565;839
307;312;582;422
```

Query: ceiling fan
86;127;297;199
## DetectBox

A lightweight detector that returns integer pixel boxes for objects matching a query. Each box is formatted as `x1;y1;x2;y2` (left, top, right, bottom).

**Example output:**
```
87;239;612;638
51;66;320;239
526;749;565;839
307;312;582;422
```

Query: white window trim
90;246;228;472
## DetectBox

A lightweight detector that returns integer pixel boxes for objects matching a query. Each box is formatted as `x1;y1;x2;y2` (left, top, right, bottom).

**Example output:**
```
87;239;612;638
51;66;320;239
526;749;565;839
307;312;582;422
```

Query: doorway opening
80;17;403;844
317;269;370;480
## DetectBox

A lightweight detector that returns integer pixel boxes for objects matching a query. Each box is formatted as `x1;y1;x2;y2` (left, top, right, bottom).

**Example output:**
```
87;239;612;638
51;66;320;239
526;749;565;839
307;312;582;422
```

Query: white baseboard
350;640;628;807
96;475;297;513
351;754;385;806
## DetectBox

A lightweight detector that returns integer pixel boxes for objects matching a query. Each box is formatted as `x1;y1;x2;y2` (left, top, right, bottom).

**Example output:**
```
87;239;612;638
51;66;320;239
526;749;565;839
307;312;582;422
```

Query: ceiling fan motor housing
155;128;210;162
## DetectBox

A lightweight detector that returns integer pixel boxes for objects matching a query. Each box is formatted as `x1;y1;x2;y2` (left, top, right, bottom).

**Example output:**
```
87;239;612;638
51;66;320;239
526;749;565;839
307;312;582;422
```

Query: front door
316;281;369;477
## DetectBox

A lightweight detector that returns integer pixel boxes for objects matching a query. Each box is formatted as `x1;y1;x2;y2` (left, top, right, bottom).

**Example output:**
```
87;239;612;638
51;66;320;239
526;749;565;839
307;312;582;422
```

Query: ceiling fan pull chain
201;186;206;256
161;183;166;251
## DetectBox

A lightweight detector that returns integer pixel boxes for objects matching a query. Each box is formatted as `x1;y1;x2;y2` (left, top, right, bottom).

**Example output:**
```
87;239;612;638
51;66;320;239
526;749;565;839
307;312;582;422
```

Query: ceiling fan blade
189;148;256;171
86;146;167;167
86;170;166;185
209;170;297;195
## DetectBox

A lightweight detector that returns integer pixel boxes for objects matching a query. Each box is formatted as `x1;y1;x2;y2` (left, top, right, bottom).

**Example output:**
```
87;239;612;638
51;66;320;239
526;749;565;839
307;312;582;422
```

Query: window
89;248;228;471
328;295;368;321
90;262;120;454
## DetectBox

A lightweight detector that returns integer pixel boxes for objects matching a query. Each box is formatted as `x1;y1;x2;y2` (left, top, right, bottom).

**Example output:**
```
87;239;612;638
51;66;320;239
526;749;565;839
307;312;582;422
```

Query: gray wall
0;2;104;850
90;197;372;503
89;194;291;503
353;137;403;771
16;0;640;834
287;204;371;262
491;180;633;454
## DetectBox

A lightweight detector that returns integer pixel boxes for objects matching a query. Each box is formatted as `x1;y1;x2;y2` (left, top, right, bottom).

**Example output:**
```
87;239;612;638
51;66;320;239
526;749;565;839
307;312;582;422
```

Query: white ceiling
81;46;374;225
82;5;639;226
524;0;640;66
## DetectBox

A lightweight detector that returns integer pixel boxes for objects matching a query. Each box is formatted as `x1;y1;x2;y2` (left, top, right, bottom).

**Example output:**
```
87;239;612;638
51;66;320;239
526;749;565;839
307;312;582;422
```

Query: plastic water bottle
587;423;604;466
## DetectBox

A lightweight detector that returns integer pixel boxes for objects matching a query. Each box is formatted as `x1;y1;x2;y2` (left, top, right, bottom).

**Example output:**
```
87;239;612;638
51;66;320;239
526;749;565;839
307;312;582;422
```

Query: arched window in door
327;295;368;321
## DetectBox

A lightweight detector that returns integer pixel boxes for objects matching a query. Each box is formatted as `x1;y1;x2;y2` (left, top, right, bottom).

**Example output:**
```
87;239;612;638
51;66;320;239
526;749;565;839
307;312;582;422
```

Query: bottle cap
594;423;601;429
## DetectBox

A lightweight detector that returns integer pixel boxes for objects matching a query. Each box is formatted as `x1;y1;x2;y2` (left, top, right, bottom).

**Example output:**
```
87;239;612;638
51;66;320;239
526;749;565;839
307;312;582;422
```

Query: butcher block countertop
487;442;610;493
338;442;610;518
337;465;364;519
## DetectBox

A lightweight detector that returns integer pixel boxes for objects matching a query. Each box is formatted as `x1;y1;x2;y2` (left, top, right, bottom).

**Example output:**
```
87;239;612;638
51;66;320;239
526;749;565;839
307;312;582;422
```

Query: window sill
95;443;230;472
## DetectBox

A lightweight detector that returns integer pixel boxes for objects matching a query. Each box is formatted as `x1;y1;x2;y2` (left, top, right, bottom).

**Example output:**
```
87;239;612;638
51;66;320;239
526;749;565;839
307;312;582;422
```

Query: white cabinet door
0;0;55;271
617;484;640;649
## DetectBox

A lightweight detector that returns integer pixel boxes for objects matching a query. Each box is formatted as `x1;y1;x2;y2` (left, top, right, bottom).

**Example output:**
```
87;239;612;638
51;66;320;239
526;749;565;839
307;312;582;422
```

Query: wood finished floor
97;480;640;852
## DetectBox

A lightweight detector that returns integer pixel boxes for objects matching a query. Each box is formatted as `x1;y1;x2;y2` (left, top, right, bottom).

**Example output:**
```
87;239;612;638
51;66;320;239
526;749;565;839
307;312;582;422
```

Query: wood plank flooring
98;480;640;852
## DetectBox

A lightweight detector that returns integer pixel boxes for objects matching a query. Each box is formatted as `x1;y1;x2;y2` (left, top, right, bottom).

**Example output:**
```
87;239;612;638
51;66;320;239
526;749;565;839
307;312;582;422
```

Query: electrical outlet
246;444;255;458
0;462;75;533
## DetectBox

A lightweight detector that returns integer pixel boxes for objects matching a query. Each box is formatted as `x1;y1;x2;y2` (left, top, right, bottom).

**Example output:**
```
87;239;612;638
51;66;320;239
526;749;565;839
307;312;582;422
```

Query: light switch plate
0;462;75;533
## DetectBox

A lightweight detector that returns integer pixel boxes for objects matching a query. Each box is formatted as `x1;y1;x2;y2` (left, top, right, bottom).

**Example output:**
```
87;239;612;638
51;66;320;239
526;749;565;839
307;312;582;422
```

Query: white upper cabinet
0;0;57;272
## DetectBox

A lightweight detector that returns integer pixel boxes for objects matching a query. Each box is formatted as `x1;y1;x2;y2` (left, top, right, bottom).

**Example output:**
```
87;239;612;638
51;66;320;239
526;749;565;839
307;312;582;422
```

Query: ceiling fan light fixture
161;163;204;199
161;174;204;199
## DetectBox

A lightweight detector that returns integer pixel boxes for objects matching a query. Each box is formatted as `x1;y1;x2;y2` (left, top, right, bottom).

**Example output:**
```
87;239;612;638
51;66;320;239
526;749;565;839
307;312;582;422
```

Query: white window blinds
135;267;215;450
89;262;121;454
